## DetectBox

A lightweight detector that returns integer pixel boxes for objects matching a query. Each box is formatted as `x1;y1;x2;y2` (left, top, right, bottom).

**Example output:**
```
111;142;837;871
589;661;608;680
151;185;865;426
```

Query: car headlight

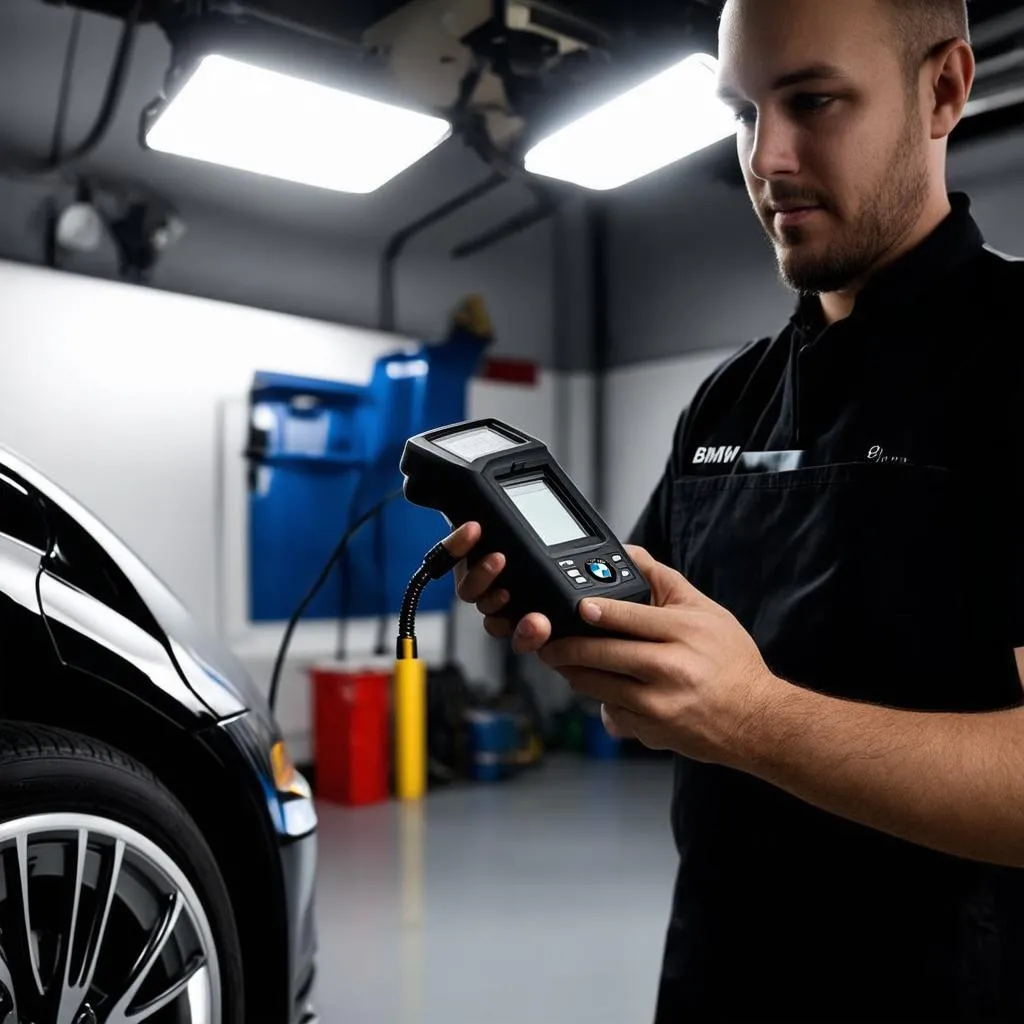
271;739;312;799
271;739;317;837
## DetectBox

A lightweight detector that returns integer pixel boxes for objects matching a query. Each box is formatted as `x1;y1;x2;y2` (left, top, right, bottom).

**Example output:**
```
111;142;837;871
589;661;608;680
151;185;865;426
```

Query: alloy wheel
0;813;221;1023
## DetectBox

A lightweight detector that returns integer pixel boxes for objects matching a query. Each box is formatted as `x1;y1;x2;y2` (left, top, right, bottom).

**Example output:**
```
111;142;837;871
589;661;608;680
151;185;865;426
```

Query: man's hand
442;525;781;763
540;546;782;765
442;521;554;654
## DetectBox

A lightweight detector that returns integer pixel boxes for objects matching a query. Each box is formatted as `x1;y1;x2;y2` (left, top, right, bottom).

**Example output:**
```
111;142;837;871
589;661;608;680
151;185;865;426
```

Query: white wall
601;348;741;540
557;372;597;501
0;258;571;758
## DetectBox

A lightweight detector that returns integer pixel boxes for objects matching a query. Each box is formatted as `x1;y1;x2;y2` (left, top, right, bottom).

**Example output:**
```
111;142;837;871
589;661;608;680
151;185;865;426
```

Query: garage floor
312;754;678;1024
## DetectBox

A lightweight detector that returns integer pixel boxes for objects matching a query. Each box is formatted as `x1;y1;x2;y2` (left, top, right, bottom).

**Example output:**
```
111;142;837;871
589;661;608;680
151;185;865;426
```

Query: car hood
0;444;269;723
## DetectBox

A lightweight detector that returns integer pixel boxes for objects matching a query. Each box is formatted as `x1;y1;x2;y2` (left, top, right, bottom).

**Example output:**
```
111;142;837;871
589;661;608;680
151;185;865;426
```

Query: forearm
736;679;1024;867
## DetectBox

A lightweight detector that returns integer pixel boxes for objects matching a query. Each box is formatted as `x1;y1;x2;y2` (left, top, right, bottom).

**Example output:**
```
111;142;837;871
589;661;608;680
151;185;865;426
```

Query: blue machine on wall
246;298;494;624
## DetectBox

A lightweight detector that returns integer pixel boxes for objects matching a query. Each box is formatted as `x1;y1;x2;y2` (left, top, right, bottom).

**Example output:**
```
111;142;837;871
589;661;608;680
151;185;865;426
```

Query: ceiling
1;0;1024;260
0;0;569;254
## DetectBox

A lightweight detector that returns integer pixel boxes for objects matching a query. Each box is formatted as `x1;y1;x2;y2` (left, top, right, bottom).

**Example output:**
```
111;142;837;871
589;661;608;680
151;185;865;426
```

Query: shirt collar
790;191;984;337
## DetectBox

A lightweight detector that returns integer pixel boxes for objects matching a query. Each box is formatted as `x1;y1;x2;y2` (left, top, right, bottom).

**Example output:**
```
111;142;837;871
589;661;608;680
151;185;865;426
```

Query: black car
0;444;319;1024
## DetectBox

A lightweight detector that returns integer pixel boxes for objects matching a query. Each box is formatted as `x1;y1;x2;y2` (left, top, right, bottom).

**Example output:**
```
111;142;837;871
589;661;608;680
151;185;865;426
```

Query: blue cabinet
246;327;489;623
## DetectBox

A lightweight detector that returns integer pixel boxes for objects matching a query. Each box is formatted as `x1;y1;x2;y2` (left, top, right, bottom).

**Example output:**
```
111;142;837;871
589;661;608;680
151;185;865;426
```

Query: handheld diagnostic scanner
400;418;652;640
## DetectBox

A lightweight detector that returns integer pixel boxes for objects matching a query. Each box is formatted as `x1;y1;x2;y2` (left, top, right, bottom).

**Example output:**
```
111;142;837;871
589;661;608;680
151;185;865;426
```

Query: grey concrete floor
311;754;679;1024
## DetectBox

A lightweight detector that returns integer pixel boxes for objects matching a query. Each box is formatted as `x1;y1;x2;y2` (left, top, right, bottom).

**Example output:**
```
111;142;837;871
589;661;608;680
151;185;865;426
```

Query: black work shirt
632;193;1024;1021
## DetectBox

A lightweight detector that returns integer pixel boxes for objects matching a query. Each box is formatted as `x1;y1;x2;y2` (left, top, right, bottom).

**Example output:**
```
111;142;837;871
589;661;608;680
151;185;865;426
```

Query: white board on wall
603;347;742;541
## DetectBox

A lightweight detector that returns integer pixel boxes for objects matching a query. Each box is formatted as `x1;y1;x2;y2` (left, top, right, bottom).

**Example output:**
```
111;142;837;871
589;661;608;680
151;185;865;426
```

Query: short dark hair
718;0;971;94
882;0;971;82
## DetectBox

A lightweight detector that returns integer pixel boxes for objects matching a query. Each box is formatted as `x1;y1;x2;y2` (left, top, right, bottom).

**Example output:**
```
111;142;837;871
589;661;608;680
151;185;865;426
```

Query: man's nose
746;110;800;181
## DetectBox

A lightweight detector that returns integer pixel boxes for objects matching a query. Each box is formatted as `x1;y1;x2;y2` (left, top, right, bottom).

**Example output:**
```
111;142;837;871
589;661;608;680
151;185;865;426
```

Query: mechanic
444;0;1024;1019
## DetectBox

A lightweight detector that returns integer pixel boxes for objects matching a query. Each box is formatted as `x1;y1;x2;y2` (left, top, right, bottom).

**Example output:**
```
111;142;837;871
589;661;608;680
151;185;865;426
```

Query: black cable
49;10;83;167
268;488;404;714
61;1;142;166
335;540;351;661
373;512;388;655
335;471;385;660
335;487;363;661
1;1;142;177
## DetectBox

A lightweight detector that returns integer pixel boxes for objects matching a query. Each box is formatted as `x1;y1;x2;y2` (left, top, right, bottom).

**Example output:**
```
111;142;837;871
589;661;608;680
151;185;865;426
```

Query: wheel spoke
54;834;125;1024
109;957;207;1023
103;890;186;1022
15;832;46;1000
53;828;88;1024
79;836;125;991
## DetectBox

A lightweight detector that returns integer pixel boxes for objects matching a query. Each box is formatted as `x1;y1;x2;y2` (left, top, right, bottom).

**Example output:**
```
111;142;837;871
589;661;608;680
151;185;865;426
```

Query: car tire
0;721;245;1024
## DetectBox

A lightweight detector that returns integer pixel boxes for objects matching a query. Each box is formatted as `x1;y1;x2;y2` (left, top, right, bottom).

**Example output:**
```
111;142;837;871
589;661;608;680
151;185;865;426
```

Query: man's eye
790;93;834;113
733;106;757;126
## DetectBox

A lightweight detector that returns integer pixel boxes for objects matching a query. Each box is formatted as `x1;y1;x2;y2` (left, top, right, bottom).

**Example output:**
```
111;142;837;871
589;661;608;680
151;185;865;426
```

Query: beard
766;113;929;295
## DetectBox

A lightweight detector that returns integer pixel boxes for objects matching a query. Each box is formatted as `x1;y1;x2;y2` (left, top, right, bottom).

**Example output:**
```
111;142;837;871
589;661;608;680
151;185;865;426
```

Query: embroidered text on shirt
693;446;743;465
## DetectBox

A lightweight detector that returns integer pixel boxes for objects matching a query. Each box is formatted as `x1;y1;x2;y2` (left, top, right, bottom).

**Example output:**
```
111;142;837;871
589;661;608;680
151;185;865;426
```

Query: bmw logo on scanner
586;559;615;582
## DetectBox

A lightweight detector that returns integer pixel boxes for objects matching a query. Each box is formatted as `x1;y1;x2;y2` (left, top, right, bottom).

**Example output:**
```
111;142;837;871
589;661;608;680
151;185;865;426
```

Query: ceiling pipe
971;8;1024;51
964;83;1024;119
962;44;1024;119
974;47;1024;79
378;171;507;332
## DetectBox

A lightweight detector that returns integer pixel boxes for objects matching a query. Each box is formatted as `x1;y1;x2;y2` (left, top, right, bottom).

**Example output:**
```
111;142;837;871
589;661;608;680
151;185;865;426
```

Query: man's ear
928;38;975;140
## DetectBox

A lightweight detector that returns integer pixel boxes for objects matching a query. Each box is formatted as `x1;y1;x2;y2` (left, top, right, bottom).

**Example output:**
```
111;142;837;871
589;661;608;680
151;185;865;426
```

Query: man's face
717;0;930;295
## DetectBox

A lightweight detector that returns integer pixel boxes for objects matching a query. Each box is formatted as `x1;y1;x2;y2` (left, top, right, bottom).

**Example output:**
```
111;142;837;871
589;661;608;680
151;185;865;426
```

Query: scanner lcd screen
503;479;588;547
434;426;523;462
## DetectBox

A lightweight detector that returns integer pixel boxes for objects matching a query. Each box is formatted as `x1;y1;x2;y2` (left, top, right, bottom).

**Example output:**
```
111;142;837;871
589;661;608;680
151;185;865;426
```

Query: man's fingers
624;545;665;578
542;635;646;679
441;521;508;603
457;551;507;604
602;703;641;740
483;615;512;639
477;589;510;617
578;596;678;642
625;544;706;607
511;613;552;654
557;666;652;716
443;522;481;568
484;612;551;648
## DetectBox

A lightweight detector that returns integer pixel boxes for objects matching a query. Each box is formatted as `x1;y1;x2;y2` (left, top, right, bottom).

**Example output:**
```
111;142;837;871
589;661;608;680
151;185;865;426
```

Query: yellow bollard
394;638;427;801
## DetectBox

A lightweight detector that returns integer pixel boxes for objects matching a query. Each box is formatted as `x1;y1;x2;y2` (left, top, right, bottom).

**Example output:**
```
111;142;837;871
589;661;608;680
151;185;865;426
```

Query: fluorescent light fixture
524;53;736;190
144;54;452;194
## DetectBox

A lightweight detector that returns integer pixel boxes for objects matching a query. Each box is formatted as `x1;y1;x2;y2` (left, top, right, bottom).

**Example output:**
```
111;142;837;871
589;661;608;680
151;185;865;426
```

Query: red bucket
311;664;390;806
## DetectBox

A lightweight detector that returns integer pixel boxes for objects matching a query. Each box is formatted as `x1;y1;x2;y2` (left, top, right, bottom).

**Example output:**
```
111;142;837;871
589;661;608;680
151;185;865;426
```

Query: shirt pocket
669;463;1013;710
